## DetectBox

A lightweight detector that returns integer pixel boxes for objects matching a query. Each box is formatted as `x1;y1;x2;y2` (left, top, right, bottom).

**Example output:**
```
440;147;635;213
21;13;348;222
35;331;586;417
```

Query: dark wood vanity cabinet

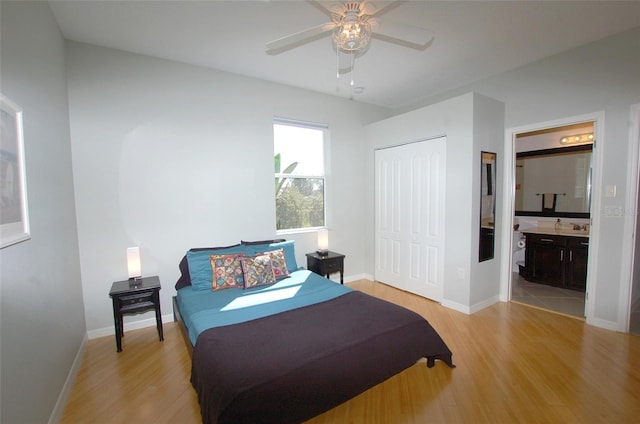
565;237;590;291
525;234;565;287
524;233;588;291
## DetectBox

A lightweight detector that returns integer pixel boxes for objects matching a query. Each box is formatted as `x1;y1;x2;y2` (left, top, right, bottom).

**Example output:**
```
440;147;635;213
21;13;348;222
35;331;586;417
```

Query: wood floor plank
61;280;640;423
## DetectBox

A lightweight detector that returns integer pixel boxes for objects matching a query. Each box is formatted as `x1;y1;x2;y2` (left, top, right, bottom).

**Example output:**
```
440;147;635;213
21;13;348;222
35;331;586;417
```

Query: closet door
375;144;406;291
374;137;446;301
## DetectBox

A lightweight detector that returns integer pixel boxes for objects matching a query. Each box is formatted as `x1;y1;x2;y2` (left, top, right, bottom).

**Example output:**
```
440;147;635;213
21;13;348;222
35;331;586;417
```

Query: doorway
511;123;592;317
501;112;604;322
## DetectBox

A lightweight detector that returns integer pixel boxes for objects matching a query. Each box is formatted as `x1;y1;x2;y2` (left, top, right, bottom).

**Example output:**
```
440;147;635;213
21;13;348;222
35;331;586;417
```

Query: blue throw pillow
186;245;246;291
244;240;298;272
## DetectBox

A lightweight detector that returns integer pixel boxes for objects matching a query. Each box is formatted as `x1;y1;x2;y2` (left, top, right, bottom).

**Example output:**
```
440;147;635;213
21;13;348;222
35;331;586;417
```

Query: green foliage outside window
275;153;324;230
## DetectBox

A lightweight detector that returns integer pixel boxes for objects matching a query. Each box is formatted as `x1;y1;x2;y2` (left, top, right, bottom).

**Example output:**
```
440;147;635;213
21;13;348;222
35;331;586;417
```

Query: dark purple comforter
191;290;454;424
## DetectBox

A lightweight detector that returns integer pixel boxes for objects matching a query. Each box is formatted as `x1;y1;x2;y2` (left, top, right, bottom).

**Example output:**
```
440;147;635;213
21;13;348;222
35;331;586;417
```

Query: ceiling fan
265;1;434;85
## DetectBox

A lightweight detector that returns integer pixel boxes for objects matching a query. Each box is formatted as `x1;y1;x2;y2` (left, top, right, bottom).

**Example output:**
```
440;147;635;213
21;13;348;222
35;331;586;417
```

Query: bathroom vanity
522;229;589;291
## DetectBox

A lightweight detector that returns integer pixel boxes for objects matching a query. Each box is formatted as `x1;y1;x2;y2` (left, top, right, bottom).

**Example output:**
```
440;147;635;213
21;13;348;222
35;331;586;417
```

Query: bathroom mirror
479;151;496;262
515;145;592;218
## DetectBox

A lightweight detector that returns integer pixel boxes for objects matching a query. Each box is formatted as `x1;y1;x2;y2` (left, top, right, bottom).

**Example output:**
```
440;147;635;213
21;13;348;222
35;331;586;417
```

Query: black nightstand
306;251;345;284
109;275;163;352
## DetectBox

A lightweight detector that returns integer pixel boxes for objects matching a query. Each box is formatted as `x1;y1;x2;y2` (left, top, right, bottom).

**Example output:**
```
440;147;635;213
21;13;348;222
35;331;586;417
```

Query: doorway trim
624;103;640;332
499;111;605;324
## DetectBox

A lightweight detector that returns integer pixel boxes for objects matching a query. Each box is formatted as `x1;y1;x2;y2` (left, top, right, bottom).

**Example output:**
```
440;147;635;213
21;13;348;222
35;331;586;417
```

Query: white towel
543;193;555;209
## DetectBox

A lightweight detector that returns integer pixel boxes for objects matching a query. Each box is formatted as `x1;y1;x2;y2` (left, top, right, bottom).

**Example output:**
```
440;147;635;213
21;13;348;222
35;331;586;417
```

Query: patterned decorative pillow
240;253;276;289
267;249;289;279
244;240;299;271
210;253;245;291
186;244;245;291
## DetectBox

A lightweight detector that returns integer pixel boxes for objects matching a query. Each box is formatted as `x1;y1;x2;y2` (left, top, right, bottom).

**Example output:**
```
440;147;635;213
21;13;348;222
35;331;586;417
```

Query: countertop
520;227;589;238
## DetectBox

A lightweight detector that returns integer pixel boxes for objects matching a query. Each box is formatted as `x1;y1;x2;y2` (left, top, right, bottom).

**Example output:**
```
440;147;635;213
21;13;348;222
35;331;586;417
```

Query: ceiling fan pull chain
336;48;340;79
350;52;355;86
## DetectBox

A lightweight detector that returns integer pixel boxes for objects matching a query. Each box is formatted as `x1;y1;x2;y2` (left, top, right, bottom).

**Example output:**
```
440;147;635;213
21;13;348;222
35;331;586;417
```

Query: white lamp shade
317;229;329;251
127;246;141;279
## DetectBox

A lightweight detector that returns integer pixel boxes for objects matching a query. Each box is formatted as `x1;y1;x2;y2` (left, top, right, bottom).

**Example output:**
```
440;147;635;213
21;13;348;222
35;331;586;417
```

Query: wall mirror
515;144;592;218
479;151;496;262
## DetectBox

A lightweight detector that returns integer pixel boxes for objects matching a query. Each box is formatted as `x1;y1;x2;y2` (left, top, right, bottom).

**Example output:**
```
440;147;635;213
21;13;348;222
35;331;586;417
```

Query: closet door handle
560;250;564;261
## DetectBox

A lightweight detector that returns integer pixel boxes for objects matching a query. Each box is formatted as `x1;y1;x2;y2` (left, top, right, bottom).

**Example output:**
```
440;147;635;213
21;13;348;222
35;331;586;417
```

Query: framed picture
1;94;30;248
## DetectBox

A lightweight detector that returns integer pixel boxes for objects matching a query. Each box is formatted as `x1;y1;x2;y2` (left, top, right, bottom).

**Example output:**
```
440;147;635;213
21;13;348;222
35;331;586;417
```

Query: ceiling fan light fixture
332;9;371;52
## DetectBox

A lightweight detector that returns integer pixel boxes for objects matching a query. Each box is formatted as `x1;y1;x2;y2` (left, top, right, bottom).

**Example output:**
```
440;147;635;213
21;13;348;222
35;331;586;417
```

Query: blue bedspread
176;270;352;345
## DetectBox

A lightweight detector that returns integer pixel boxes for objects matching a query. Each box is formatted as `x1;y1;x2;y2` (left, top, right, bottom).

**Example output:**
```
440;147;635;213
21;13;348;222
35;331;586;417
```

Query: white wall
364;93;504;312
470;96;505;307
0;2;85;423
401;27;640;330
65;41;389;335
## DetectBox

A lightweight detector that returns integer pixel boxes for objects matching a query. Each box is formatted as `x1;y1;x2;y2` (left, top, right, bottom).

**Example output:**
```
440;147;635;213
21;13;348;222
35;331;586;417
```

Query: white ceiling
48;0;640;109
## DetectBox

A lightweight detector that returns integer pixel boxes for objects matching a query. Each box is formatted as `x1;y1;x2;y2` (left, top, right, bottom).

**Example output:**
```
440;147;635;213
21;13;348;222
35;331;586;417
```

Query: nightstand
306;251;345;284
109;275;163;352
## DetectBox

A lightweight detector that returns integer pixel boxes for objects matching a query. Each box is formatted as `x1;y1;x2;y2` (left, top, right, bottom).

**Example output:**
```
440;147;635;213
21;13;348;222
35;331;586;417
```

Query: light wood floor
61;280;640;423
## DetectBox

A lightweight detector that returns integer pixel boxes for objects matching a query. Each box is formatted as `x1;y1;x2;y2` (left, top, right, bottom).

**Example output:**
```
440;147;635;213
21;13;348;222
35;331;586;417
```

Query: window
274;118;327;232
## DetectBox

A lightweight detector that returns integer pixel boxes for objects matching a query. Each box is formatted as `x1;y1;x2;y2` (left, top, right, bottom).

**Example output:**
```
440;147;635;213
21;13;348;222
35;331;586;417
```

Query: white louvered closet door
374;137;446;301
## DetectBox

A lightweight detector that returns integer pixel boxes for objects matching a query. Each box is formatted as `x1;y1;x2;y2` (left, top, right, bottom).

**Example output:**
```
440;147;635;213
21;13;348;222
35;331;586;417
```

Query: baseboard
48;333;88;424
343;273;372;284
469;295;501;314
440;295;501;315
87;313;175;340
586;315;626;332
440;299;471;314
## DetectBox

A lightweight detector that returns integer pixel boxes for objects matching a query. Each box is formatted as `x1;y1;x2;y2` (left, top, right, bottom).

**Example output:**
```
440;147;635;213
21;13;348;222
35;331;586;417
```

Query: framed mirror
515;144;592;218
479;151;496;262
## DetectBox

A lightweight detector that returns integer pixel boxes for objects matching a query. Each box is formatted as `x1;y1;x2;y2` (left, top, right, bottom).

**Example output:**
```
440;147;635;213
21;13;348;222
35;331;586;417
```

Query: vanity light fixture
560;133;594;145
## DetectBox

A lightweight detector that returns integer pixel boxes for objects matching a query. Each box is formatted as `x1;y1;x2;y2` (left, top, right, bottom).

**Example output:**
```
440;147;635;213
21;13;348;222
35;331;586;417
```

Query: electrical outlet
604;205;623;217
457;268;465;279
606;185;617;198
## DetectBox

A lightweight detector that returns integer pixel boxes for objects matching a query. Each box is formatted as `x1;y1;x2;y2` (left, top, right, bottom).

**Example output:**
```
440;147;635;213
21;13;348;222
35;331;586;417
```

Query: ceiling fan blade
371;20;434;50
266;22;336;55
368;0;406;18
308;0;339;18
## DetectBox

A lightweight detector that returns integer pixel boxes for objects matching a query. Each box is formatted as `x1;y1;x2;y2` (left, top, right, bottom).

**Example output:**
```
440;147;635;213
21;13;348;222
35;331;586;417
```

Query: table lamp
317;229;329;256
127;246;142;286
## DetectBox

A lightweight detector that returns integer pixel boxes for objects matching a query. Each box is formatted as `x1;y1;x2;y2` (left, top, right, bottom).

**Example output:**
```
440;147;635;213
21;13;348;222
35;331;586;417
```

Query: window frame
274;117;329;234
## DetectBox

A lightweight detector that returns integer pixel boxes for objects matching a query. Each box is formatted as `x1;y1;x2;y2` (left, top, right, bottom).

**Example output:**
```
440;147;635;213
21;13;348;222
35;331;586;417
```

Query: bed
173;240;454;424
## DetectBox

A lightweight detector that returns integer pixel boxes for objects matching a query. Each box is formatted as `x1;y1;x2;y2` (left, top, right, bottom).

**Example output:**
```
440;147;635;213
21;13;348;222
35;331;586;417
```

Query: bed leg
426;356;435;368
172;296;177;321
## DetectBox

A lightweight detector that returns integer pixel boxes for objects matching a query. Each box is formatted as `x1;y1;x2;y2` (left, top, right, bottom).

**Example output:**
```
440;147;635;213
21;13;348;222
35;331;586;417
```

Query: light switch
606;185;617;198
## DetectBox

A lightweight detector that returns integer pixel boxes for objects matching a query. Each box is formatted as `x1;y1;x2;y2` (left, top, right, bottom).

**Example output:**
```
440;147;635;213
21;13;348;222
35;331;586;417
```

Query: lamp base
316;249;329;256
128;277;142;287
